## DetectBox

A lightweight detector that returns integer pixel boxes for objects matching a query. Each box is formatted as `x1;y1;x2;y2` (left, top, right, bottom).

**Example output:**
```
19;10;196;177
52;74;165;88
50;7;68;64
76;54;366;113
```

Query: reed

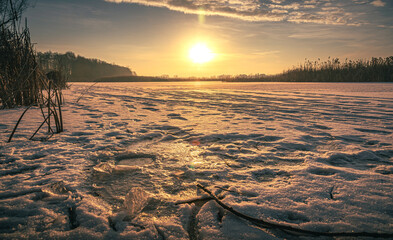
0;0;45;109
2;0;65;142
8;81;64;142
223;56;393;82
271;57;393;82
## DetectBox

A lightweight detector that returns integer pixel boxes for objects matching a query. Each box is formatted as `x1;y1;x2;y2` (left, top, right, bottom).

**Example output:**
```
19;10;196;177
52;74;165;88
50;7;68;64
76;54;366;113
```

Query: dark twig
197;184;393;238
215;186;241;195
55;90;63;132
47;81;51;133
38;100;54;134
8;104;33;142
8;87;63;142
75;82;98;103
174;196;214;205
29;112;52;140
329;186;335;200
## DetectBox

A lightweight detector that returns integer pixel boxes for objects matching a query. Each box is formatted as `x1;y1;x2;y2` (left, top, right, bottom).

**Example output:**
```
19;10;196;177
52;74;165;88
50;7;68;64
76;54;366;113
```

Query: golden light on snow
189;43;214;64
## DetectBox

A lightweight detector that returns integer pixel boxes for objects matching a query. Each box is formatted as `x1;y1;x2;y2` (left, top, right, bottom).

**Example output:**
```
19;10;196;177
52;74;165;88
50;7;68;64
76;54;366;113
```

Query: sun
189;43;214;64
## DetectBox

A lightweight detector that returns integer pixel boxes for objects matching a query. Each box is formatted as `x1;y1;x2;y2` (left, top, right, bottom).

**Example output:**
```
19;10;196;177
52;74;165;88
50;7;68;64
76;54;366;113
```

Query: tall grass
0;0;45;108
224;56;393;82
273;57;393;82
1;0;65;141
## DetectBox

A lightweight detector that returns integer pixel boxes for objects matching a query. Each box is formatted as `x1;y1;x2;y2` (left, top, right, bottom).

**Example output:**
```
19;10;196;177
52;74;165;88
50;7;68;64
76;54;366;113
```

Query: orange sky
26;0;393;77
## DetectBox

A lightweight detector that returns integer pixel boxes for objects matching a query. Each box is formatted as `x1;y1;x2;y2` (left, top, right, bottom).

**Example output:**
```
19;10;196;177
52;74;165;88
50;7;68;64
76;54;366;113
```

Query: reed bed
0;0;46;109
1;0;64;141
273;57;393;82
224;56;393;82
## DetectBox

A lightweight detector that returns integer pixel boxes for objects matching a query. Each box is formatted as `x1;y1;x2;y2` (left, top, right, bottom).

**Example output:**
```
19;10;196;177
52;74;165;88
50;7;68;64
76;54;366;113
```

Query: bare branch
197;183;393;238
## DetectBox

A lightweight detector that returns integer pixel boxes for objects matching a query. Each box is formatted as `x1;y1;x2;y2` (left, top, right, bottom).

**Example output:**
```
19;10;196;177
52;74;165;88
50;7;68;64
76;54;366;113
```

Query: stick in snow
196;183;393;238
174;196;214;205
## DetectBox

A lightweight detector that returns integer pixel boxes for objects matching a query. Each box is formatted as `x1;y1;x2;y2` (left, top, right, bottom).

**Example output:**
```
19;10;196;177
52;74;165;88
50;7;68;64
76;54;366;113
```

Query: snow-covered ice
1;82;392;239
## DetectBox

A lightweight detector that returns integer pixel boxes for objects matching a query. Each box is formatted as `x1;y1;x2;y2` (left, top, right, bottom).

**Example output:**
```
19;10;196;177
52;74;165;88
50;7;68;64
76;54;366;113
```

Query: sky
25;0;393;77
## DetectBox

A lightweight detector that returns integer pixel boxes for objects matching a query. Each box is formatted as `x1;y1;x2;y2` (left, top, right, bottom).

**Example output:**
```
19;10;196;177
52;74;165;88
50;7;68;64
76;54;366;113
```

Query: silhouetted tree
37;51;135;82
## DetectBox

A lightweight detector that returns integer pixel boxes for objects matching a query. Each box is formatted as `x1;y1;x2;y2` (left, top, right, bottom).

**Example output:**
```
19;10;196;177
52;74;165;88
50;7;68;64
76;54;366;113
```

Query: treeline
225;57;393;82
80;56;393;83
95;75;222;82
37;51;136;82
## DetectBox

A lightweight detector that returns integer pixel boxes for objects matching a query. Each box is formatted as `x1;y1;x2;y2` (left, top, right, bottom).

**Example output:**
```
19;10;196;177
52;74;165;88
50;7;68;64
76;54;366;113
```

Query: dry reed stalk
8;82;65;142
3;1;65;142
1;0;46;108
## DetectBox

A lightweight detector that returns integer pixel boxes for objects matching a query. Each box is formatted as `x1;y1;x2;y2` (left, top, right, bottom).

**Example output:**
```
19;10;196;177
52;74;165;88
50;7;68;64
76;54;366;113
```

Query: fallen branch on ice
197;183;393;238
215;186;242;195
174;196;214;205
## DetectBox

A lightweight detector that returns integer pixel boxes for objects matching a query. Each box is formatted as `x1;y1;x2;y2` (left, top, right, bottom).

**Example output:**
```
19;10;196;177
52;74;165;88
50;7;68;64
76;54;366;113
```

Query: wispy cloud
106;0;369;25
370;0;386;7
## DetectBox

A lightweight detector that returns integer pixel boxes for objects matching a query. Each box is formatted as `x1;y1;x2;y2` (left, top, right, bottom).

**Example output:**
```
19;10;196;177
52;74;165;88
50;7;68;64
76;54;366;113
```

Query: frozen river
1;82;392;239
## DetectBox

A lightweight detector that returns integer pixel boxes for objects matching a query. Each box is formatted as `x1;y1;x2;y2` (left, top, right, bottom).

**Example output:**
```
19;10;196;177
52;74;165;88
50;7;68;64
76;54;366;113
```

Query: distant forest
37;51;135;82
96;56;393;83
225;56;393;82
38;53;393;83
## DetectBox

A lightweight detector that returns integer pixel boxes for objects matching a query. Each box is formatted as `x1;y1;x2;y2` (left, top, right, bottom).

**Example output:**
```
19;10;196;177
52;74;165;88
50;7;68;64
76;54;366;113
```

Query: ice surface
124;187;150;219
0;82;392;239
93;161;115;173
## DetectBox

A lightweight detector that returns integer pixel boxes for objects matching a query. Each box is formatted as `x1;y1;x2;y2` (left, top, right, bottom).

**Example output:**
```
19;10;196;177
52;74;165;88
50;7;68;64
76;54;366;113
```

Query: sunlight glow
189;43;214;64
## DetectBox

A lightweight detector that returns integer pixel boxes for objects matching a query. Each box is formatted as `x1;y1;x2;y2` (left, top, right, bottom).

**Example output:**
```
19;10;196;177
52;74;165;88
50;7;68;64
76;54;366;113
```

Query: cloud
370;0;385;7
106;0;366;25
